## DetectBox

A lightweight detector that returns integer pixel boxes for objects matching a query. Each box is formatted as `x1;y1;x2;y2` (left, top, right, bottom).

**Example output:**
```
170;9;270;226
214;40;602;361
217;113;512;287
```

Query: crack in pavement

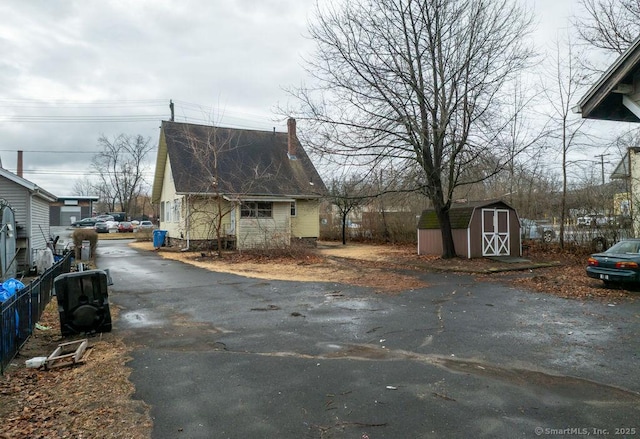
245;342;640;403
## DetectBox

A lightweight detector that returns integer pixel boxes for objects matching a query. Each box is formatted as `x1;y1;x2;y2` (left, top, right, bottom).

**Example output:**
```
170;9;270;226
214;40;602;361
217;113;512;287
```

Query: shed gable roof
417;200;514;230
152;121;326;202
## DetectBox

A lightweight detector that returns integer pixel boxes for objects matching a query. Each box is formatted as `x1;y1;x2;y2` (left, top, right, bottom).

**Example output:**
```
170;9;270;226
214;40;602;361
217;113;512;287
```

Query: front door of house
482;209;510;256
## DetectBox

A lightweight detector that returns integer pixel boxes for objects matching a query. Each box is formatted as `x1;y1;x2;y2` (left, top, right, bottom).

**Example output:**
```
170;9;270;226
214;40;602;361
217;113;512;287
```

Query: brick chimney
17;150;23;177
287;118;297;159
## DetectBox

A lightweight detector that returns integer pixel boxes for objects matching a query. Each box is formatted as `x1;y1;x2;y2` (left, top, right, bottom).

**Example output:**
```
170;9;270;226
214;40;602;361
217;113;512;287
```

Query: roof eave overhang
576;36;640;120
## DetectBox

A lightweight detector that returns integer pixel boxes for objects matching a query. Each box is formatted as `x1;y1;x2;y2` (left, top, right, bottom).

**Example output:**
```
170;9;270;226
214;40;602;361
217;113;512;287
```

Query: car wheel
543;230;553;243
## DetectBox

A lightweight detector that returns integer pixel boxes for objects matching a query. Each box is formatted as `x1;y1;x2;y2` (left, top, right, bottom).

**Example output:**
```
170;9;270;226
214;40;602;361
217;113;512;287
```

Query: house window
173;198;181;222
290;201;297;217
240;201;273;218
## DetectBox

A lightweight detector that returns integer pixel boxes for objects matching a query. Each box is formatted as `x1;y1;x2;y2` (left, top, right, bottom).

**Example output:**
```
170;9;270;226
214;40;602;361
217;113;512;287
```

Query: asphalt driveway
98;240;639;439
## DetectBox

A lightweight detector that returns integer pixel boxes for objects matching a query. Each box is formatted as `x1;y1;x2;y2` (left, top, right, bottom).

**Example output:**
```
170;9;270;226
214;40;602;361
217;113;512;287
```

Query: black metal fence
0;252;72;373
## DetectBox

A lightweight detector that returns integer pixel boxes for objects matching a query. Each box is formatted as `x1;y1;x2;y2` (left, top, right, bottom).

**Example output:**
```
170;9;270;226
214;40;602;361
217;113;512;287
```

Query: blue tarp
0;278;25;302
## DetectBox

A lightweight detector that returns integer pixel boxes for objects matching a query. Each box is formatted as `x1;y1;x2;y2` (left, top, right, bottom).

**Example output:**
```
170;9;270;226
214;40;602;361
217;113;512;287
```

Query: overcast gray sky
0;0;610;197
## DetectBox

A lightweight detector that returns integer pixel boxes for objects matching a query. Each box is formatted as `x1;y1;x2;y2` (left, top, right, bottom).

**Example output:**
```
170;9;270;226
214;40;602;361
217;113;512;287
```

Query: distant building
50;196;99;226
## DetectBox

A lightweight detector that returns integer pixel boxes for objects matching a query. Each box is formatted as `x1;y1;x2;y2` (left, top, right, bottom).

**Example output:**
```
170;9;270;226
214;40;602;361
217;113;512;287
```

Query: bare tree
288;0;536;258
72;177;96;197
543;37;589;248
92;134;153;216
574;0;640;55
325;174;371;245
180;125;236;256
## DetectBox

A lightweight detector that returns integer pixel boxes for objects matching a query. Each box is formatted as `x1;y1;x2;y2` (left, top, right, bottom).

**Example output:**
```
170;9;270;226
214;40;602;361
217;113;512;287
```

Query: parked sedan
94;221;109;233
71;218;98;228
138;220;154;229
586;239;640;286
117;221;134;233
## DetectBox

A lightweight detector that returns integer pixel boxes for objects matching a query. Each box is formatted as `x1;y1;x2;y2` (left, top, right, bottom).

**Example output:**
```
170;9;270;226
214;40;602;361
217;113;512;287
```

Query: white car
577;215;608;228
138;220;154;229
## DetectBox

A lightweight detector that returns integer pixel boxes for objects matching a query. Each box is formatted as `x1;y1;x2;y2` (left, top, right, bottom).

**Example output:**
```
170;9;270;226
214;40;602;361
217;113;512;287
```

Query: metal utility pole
594;153;610;185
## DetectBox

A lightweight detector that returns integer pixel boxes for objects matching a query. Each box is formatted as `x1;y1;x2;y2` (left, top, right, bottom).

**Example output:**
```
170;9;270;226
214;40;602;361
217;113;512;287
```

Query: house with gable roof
151;118;326;250
0;166;56;273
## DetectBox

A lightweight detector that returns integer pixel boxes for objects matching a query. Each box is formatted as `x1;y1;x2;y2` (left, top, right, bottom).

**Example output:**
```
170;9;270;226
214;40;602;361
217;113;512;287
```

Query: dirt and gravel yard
1;240;636;438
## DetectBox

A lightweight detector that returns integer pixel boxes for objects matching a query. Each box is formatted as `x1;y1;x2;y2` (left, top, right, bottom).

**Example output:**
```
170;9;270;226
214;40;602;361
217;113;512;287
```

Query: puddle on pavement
119;311;232;352
121;310;164;328
323;295;383;312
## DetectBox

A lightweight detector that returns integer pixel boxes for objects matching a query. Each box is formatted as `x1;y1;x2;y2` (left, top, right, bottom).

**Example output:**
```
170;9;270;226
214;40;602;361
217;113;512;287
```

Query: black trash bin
54;269;112;336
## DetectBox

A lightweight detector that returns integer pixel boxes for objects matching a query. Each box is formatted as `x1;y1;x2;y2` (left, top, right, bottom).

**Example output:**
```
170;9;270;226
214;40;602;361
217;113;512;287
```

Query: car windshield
605;241;640;254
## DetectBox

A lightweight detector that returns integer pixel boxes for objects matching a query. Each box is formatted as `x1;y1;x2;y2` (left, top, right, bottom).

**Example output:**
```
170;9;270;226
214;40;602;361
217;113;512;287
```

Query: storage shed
417;200;521;258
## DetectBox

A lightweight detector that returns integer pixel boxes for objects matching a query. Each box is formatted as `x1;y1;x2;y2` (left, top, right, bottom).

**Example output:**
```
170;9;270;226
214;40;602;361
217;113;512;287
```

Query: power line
0;98;167;107
0;115;165;123
0;98;284;130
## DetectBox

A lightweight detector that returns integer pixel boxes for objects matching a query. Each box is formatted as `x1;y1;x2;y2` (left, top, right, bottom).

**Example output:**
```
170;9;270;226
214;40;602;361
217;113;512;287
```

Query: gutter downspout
28;192;34;269
181;195;190;251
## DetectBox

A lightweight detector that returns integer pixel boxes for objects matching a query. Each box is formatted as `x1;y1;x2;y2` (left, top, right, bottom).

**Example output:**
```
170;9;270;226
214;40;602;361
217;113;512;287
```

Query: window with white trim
173;198;181;222
240;201;273;218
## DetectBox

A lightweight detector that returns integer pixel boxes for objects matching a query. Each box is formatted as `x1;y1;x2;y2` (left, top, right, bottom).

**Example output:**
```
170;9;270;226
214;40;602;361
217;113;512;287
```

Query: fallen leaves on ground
0;303;151;439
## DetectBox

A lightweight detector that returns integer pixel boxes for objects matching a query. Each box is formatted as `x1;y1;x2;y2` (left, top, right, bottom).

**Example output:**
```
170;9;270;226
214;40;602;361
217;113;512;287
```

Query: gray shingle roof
161;121;326;198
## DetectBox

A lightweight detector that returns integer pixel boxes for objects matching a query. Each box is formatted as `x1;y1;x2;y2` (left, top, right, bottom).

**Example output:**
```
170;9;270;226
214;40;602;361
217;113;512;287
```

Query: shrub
134;228;153;242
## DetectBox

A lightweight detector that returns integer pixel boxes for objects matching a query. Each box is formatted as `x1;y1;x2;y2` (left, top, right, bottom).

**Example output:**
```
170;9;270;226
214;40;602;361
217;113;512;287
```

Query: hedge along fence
0;252;72;373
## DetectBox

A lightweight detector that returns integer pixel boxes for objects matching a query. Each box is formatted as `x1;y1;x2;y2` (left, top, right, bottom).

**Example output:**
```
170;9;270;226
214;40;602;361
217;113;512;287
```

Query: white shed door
482;209;510;256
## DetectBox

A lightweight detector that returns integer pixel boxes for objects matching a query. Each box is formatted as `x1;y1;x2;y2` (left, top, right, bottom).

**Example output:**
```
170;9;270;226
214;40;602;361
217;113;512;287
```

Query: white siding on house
29;196;51;270
30;196;50;250
291;199;320;238
0;179;28;226
237;202;290;249
159;158;185;239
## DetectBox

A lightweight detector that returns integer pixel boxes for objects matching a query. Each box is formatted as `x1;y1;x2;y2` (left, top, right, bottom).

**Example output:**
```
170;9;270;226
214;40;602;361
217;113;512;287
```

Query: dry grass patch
130;241;428;294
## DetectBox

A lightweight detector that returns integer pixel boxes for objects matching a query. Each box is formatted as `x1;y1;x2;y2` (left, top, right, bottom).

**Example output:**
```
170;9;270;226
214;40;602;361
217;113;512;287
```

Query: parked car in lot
71;218;98;228
520;218;555;242
95;214;115;222
117;221;134;233
94;221;109;233
586;239;640;286
138;220;154;229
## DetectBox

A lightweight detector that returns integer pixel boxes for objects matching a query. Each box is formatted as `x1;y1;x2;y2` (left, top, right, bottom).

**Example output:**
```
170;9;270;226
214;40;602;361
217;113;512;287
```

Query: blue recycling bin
153;229;167;248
